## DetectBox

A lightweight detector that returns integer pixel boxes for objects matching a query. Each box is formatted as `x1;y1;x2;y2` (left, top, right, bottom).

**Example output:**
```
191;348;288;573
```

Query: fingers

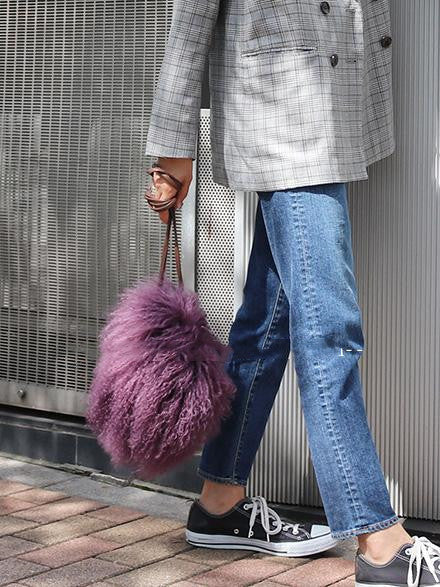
159;209;170;224
175;184;189;209
147;169;191;224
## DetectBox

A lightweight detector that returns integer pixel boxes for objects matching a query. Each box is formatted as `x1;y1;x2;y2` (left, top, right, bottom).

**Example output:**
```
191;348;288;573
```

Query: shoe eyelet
234;528;239;534
249;530;254;536
243;504;250;510
405;548;411;555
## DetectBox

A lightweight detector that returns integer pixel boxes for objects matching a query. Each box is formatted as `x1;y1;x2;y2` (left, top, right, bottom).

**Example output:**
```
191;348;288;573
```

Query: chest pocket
241;0;320;57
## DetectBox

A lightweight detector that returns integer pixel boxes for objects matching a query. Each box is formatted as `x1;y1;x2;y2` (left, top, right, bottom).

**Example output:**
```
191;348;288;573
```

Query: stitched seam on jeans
231;281;285;478
262;282;284;351
332;514;399;538
197;468;247;485
314;358;365;526
231;358;263;479
292;192;364;526
291;194;321;338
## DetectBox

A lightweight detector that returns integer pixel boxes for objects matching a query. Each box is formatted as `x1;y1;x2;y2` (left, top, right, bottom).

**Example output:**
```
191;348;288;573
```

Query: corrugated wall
0;1;180;416
245;0;440;520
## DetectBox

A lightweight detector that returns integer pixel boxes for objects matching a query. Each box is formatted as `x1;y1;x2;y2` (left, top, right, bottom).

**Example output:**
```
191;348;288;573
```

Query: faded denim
197;182;400;540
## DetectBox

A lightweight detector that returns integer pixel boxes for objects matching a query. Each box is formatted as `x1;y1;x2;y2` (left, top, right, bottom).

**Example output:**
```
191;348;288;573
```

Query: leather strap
145;165;184;286
145;165;183;211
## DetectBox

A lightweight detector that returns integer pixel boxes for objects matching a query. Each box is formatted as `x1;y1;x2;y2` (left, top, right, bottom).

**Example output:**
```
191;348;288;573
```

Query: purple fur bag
85;166;237;479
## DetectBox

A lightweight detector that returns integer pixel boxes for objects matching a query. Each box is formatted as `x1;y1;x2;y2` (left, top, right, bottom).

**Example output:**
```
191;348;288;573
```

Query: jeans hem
196;467;248;487
330;514;401;539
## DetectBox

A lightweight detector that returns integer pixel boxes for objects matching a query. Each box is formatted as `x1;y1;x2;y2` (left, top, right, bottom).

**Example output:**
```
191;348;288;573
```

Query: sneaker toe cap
310;524;331;537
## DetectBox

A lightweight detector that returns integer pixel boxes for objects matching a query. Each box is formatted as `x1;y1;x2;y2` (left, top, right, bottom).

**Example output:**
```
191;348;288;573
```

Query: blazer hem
211;169;369;193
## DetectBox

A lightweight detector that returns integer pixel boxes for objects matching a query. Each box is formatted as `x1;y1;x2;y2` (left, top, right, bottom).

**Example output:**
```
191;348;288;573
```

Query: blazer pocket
242;0;319;57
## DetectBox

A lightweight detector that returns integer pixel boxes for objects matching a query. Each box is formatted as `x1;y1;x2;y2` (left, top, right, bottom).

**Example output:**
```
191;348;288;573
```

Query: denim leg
197;199;292;486
257;183;399;539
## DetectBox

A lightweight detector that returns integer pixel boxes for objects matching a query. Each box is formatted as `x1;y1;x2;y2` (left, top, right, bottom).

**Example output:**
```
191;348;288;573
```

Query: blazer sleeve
144;0;221;160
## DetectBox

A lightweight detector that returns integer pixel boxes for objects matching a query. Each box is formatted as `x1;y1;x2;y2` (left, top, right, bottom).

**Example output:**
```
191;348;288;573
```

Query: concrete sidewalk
0;455;358;586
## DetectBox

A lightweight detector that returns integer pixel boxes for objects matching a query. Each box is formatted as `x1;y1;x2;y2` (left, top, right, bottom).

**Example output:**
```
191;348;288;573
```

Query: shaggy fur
85;274;237;478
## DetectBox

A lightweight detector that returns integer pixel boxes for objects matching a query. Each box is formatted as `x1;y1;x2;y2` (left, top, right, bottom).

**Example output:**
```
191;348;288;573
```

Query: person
144;1;440;585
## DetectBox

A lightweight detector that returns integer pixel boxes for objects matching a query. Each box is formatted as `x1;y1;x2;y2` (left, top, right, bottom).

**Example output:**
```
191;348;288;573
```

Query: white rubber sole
355;583;403;587
185;528;340;557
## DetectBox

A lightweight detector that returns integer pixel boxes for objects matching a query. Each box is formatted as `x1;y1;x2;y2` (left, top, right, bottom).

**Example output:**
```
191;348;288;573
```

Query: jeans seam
291;194;321;338
230;358;262;480
196;467;248;486
262;282;284;350
293;192;364;527
314;359;365;527
331;514;400;539
231;282;284;479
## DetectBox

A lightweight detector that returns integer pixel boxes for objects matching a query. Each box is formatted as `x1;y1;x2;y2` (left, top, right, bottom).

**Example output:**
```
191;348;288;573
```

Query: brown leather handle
159;206;183;286
145;164;184;287
145;165;183;212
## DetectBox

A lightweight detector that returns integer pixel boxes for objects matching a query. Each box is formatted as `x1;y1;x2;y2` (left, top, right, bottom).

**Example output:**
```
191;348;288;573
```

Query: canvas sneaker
185;494;340;557
355;535;440;587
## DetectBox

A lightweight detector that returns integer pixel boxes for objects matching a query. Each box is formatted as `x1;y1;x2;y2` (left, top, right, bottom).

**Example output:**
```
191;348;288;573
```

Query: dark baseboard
0;405;204;494
0;405;438;545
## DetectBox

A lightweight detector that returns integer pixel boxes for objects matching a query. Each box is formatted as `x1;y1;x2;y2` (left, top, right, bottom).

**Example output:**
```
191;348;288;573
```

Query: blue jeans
197;183;400;540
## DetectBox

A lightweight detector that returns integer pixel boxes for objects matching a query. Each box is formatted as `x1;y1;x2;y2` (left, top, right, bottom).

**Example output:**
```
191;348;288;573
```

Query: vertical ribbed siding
246;0;440;520
349;0;440;520
0;1;177;416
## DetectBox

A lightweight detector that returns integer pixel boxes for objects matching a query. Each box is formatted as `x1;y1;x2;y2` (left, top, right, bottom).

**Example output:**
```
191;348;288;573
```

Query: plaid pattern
145;0;395;191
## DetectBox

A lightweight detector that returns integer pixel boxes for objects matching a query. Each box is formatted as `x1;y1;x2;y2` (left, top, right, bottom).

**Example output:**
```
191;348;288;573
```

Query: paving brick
0;457;73;487
0;480;33;496
189;558;287;586
0;557;48;586
18;534;121;568
98;527;190;567
329;576;355;586
11;496;107;524
170;582;203;587
14;514;113;546
176;545;251;567
0;496;37;515
250;582;287;587
272;557;355;586
0;536;40;560
0;515;38;538
13;487;68;505
106;557;210;586
249;552;310;568
91;515;184;545
87;505;145;524
21;557;126;587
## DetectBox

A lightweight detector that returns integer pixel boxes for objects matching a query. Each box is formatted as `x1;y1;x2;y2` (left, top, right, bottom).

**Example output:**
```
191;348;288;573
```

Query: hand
149;157;193;224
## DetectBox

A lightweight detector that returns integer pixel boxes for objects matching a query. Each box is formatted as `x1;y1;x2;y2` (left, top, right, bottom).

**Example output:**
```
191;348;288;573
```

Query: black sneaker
355;536;440;586
185;494;340;557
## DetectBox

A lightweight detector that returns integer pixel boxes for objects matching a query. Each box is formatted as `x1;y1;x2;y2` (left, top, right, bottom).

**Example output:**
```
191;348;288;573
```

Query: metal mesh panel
195;111;236;344
0;0;180;416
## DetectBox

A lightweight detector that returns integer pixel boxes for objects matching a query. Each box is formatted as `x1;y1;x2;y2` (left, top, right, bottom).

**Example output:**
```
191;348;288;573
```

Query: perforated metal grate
195;111;236;344
0;0;181;416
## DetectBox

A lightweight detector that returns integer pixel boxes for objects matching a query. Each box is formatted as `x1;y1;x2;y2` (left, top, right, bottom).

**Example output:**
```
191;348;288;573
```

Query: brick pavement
0;459;357;587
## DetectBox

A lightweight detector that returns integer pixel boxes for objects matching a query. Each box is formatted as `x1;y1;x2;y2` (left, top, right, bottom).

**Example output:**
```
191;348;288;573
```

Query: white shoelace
406;536;440;587
242;495;300;542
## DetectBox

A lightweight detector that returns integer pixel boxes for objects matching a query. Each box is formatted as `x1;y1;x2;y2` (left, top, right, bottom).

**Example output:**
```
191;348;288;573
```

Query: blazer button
320;1;330;14
380;35;392;48
330;53;338;67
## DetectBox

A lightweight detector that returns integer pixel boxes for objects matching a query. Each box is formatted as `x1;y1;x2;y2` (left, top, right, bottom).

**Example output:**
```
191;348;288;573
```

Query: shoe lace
242;495;300;542
406;536;440;587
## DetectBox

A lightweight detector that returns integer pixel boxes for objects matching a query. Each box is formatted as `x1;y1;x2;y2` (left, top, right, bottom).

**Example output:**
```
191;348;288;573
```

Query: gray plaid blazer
145;0;395;192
